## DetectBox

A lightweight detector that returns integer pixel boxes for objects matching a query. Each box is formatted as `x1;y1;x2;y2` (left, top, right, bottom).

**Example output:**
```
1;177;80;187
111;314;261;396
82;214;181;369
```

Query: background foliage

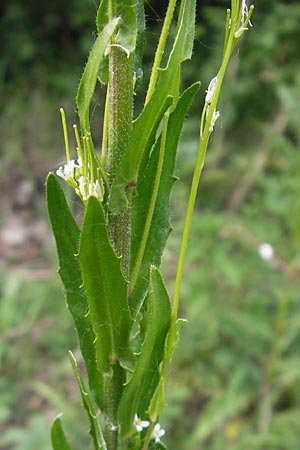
0;0;299;449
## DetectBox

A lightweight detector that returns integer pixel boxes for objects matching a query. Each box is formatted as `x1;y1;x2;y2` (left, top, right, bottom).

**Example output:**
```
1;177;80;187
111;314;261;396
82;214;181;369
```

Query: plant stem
172;22;235;323
107;45;134;278
141;421;155;450
103;363;126;450
101;85;110;167
145;0;177;105
104;29;134;450
129;112;170;296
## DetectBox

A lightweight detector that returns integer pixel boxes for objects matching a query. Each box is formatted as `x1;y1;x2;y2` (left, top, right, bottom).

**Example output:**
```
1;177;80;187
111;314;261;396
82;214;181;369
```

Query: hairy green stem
103;363;126;450
107;45;134;278
104;34;134;450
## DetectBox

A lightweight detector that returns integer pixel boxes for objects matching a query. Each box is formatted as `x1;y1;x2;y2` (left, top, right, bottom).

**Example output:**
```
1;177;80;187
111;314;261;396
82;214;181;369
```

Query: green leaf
97;0;141;84
172;0;196;64
114;0;137;56
109;94;173;213
97;0;137;55
76;17;119;134
118;267;171;437
96;0;109;84
69;352;107;450
46;173;103;408
130;82;200;315
109;0;196;213
51;415;72;450
96;0;109;34
155;0;196;85
78;196;133;374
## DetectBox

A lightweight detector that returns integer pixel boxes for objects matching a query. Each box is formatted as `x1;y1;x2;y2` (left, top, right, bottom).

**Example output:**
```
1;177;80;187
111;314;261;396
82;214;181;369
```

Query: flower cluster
200;1;254;138
56;157;104;203
56;159;80;188
56;109;104;203
133;415;165;443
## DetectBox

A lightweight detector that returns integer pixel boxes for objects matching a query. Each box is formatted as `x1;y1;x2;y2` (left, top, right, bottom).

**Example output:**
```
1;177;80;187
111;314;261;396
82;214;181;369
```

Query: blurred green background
1;0;300;449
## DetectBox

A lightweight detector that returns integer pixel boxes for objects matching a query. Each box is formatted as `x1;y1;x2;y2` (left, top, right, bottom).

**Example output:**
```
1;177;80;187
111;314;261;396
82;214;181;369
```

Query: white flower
133;414;150;432
77;177;88;200
88;179;104;201
205;76;218;103
76;176;104;202
56;160;79;181
209;108;220;132
79;178;104;202
152;423;165;443
76;176;87;198
258;243;274;261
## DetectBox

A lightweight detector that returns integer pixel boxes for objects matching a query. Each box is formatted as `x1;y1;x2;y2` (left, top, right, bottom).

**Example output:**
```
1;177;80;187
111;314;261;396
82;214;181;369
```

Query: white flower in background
152;423;165;443
56;159;79;182
205;76;218;103
209;109;220;132
258;243;274;261
133;414;150;432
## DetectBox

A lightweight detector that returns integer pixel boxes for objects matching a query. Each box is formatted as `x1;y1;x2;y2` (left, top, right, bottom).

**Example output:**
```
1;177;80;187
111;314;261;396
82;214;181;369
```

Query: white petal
141;420;150;428
56;167;65;179
153;423;165;442
133;414;150;432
